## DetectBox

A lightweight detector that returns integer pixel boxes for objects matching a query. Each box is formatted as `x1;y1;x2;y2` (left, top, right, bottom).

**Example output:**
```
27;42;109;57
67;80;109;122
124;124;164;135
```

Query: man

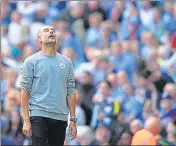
160;89;176;128
20;25;77;146
132;116;174;145
130;119;143;135
145;116;174;146
68;125;95;145
131;116;159;145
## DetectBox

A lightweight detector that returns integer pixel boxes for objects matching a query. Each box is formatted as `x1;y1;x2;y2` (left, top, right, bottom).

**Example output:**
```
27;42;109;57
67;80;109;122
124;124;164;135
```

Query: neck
41;44;56;56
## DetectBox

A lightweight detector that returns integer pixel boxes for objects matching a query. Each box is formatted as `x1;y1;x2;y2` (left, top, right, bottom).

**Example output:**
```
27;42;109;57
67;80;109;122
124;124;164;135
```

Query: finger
26;130;30;137
29;129;32;137
71;133;76;140
27;129;32;137
23;130;27;136
71;130;77;140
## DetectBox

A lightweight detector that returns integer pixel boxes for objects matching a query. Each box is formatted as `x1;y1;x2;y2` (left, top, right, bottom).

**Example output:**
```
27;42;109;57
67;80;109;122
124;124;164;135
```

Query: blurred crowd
1;0;176;145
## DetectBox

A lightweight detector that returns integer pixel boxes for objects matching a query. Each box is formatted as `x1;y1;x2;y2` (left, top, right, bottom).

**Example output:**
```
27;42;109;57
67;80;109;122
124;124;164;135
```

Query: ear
38;34;42;42
37;31;42;42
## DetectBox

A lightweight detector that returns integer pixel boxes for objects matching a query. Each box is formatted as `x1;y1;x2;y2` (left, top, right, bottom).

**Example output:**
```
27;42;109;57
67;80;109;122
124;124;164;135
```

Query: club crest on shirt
59;61;66;69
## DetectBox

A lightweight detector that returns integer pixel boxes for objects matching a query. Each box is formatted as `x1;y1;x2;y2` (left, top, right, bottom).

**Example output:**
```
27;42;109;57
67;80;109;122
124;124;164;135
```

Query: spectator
151;7;166;42
117;131;133;145
167;2;176;36
61;1;85;25
145;115;174;145
146;59;174;95
121;83;143;123
120;5;140;40
58;19;86;62
3;69;18;95
162;2;173;26
4;89;21;112
159;47;176;83
166;120;176;144
33;2;49;24
131;129;157;145
114;71;129;103
143;99;154;120
61;47;81;70
160;91;176;128
16;1;36;25
8;11;26;53
1;25;11;59
130;119;143;135
85;12;103;47
78;71;97;125
109;42;137;82
91;124;111;145
69;125;94;145
99;20;117;49
138;1;155;31
2;109;24;145
91;80;120;129
21;45;35;62
75;89;86;126
84;1;106;30
109;5;123;24
62;2;85;43
1;1;11;25
75;49;106;86
141;32;160;61
106;72;118;99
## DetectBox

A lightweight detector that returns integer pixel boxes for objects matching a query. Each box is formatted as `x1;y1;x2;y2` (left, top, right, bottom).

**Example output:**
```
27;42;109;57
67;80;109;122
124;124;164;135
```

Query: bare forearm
67;93;76;117
151;91;158;112
126;114;136;123
21;90;30;121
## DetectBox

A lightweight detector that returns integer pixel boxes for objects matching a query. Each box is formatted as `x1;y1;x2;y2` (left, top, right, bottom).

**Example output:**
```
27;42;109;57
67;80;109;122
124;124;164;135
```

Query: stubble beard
44;38;56;45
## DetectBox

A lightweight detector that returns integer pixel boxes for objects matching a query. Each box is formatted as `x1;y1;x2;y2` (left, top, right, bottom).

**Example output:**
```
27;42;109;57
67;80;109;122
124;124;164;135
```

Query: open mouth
49;35;54;39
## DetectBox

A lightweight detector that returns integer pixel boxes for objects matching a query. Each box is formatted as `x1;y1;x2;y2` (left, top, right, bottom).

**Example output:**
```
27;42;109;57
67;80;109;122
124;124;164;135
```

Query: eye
44;29;49;32
51;29;55;33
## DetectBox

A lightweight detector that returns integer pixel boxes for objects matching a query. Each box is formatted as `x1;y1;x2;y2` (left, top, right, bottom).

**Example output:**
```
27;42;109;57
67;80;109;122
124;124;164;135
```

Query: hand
22;121;32;137
69;121;77;140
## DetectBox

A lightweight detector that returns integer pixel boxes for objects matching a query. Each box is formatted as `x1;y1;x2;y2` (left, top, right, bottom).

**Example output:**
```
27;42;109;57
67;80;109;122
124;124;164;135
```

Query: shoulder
24;52;40;63
56;53;72;64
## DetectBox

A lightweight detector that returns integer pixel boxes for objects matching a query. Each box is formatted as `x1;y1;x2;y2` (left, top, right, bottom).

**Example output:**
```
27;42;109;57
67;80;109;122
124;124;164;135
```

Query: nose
50;29;55;34
50;31;54;34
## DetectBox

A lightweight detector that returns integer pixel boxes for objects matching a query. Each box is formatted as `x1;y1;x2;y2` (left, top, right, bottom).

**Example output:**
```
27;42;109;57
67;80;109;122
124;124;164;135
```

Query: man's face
120;133;132;145
99;82;110;96
88;1;98;10
130;123;142;134
81;72;92;84
39;26;56;45
160;99;172;110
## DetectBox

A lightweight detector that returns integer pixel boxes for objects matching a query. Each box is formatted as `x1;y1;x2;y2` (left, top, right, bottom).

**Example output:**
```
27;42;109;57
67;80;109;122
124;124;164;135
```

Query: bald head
164;83;175;92
164;83;176;98
145;116;162;136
